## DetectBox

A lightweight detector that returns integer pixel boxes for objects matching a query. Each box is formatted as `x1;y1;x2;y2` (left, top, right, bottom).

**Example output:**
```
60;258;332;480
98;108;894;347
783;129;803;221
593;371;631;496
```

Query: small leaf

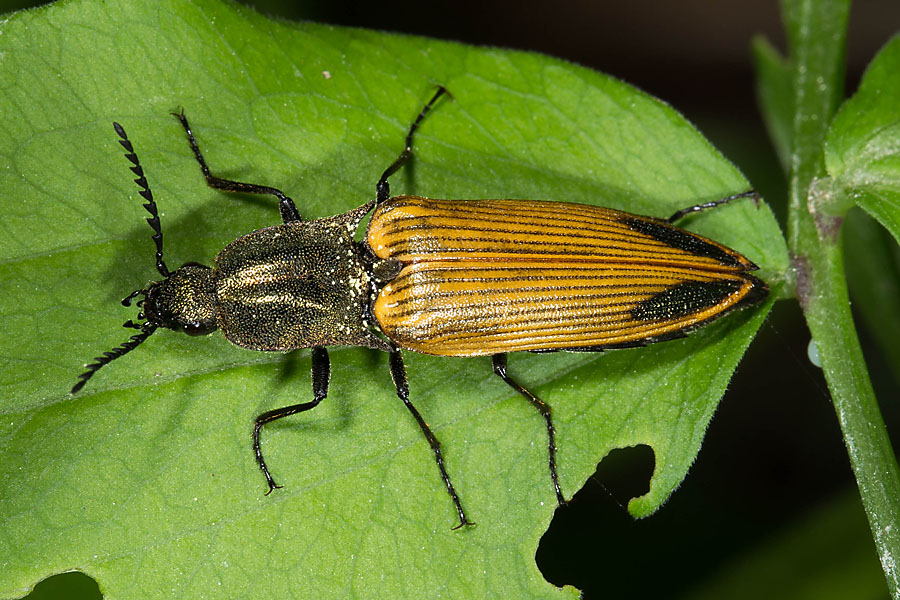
753;36;794;174
844;209;900;388
0;0;785;598
825;35;900;244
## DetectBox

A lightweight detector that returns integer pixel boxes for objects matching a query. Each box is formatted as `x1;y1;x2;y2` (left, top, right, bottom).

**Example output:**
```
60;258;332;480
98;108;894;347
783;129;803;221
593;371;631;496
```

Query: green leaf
752;35;794;174
0;0;786;597
825;34;900;245
844;209;900;388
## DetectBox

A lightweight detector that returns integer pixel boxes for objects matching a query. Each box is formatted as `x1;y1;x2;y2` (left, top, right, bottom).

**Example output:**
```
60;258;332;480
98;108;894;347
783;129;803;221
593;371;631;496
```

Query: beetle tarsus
253;412;298;495
491;353;566;506
263;480;283;496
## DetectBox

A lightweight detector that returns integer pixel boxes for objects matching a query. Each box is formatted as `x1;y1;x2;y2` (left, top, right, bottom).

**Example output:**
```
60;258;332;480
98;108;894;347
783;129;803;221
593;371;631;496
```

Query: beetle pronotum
74;87;767;528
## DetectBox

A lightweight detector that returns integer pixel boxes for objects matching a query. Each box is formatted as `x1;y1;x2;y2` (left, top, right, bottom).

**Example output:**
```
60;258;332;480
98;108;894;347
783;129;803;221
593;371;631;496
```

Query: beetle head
138;263;218;336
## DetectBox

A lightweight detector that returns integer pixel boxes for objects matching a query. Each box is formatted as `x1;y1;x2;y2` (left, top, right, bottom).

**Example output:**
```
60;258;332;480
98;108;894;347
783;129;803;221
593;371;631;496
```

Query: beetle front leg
375;86;450;205
491;353;566;506
388;349;472;529
253;346;331;493
173;110;303;223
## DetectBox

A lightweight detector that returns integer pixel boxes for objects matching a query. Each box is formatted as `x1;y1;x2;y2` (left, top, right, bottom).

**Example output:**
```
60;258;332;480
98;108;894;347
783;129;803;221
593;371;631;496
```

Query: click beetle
73;87;768;528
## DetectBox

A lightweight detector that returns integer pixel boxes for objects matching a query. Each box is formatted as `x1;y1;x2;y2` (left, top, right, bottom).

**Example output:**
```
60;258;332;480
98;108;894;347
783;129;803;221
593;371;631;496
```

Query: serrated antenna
113;122;170;277
71;323;158;394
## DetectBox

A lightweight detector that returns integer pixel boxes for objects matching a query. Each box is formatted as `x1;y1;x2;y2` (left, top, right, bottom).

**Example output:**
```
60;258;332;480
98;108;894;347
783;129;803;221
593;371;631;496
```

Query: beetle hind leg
491;353;566;506
172;110;303;223
666;190;758;223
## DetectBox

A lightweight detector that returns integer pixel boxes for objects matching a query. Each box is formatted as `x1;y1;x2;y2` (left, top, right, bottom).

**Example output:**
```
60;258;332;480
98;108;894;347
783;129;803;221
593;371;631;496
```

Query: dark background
4;0;899;598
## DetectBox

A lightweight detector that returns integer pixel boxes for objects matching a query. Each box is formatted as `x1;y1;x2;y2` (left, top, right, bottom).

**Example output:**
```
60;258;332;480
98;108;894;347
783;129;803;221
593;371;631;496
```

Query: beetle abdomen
368;196;766;356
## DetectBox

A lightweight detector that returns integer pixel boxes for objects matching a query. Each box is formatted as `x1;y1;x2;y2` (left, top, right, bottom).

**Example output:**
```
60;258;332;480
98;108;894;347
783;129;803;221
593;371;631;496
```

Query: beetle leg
375;86;450;205
491;353;566;506
388;349;472;529
172;110;303;223
252;346;331;494
666;190;758;223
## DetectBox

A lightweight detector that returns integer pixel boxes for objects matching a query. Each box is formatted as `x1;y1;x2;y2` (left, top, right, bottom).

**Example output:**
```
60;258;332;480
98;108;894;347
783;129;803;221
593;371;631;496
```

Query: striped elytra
368;196;767;356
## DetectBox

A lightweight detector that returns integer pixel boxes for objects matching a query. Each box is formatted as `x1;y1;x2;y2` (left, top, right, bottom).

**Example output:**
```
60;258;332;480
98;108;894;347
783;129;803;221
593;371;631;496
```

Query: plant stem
783;0;900;595
797;235;900;597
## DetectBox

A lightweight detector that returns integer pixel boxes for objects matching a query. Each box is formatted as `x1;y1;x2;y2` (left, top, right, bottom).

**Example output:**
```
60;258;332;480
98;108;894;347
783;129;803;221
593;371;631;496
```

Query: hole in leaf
20;571;101;600
536;444;655;591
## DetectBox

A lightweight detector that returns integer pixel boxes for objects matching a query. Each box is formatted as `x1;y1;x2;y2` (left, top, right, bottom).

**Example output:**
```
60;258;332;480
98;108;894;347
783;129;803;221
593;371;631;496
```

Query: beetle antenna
113;122;170;278
71;323;158;394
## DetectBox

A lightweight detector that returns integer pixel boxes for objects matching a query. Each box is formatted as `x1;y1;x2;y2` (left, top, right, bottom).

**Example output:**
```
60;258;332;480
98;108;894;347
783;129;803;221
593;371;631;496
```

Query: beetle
73;87;767;528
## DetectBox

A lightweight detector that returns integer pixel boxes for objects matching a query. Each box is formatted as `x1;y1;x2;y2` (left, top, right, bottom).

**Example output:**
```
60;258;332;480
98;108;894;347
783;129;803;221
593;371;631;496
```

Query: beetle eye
183;322;216;336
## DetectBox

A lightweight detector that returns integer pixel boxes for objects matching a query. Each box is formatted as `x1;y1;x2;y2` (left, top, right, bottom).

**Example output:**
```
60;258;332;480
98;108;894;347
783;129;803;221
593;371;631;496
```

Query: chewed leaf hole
536;444;655;589
20;571;101;600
